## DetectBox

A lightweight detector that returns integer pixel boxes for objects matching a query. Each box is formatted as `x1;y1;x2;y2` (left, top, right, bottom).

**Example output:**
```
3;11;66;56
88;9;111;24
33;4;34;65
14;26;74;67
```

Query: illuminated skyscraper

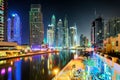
105;18;120;39
63;16;69;47
70;25;77;47
47;24;54;47
29;4;44;46
7;14;21;45
51;15;56;46
57;19;63;47
91;16;104;48
51;14;56;30
0;0;7;41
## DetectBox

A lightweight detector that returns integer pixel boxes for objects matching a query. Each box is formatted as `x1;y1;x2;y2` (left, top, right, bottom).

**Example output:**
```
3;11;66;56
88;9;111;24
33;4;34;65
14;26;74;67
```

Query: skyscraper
51;15;56;46
29;4;44;46
91;16;104;48
7;13;21;45
51;14;56;30
80;34;84;47
105;18;120;39
57;19;63;47
47;24;54;47
70;25;77;47
63;16;69;47
0;0;7;41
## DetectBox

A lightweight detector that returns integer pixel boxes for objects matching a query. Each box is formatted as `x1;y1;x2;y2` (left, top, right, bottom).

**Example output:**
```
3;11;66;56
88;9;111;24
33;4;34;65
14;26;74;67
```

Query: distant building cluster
91;16;120;53
104;18;120;53
0;0;22;56
47;15;77;48
80;34;89;47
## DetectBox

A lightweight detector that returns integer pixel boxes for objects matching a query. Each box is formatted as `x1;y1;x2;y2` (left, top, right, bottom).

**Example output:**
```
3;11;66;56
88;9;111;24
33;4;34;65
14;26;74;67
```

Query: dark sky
8;0;120;44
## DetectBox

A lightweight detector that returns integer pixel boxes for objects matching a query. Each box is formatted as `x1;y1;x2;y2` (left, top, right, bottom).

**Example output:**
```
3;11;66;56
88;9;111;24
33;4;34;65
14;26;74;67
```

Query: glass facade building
29;4;44;46
63;17;69;47
70;25;77;47
57;19;63;47
91;16;104;48
47;24;54;47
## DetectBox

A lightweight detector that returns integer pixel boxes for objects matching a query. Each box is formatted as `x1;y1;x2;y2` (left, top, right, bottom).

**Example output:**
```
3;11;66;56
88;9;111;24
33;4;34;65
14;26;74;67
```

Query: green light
52;14;55;19
88;42;91;47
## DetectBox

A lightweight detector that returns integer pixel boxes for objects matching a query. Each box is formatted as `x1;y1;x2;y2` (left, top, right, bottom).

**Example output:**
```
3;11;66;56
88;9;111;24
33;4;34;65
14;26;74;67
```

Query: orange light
53;68;59;75
10;61;13;65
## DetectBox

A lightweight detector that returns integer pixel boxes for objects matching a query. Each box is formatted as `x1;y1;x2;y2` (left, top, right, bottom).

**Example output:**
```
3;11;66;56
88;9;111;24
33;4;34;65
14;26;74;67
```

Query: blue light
7;13;21;44
15;60;21;80
12;14;15;17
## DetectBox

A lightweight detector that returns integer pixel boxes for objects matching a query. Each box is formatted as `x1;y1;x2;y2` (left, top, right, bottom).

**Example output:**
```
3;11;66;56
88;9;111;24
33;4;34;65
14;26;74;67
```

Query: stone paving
53;57;85;80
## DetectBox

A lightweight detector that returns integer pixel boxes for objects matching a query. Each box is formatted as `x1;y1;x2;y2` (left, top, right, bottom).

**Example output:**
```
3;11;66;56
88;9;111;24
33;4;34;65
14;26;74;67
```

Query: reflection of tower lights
42;68;44;74
48;59;50;69
104;63;107;72
8;67;12;72
41;55;44;60
24;57;28;62
29;57;32;62
10;61;13;65
1;68;6;75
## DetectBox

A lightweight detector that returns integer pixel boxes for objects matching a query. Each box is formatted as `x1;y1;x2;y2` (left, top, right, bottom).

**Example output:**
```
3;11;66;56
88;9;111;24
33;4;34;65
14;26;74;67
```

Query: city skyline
0;0;120;80
8;0;120;44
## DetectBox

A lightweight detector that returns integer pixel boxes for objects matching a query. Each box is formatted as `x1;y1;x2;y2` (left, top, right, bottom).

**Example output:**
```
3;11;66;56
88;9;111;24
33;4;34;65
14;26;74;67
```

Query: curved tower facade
7;14;21;45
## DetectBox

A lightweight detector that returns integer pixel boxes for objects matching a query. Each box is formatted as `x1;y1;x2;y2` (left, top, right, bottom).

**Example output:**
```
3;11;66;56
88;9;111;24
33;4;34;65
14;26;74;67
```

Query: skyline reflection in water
0;50;74;80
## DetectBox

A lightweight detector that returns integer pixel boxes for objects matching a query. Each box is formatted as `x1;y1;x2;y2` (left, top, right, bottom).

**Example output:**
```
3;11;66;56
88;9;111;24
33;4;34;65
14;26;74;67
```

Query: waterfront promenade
0;50;59;60
53;57;85;80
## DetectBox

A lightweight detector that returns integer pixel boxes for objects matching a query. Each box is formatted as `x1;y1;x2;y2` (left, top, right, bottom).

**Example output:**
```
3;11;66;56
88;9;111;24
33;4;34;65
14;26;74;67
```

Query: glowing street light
53;68;59;80
53;68;59;75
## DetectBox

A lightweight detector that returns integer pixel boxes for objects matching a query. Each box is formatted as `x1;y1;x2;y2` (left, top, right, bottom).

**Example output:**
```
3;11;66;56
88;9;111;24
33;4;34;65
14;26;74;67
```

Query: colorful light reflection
8;67;12;72
1;68;6;75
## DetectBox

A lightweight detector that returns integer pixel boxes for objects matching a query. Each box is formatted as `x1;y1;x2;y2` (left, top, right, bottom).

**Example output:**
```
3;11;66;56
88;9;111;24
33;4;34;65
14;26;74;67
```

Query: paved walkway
53;57;85;80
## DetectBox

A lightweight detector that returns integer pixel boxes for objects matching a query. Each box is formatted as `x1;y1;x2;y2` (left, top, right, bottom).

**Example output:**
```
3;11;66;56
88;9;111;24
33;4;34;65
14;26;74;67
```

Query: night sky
8;0;120;44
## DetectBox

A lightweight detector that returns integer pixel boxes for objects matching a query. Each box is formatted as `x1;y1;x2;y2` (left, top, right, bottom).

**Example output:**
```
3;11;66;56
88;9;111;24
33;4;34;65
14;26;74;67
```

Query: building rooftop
31;4;41;8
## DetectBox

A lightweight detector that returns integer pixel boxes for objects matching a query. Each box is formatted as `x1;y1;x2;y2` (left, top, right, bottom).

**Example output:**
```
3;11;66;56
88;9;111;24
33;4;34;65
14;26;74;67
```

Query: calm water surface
0;50;74;80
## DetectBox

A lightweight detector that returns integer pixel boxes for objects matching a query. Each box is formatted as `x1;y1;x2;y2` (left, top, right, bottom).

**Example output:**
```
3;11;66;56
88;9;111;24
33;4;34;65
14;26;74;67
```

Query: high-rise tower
70;25;77;47
29;4;44;46
7;13;21;45
57;19;63;47
51;14;56;29
91;16;104;48
47;24;54;47
64;16;69;47
0;0;7;41
51;15;56;46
